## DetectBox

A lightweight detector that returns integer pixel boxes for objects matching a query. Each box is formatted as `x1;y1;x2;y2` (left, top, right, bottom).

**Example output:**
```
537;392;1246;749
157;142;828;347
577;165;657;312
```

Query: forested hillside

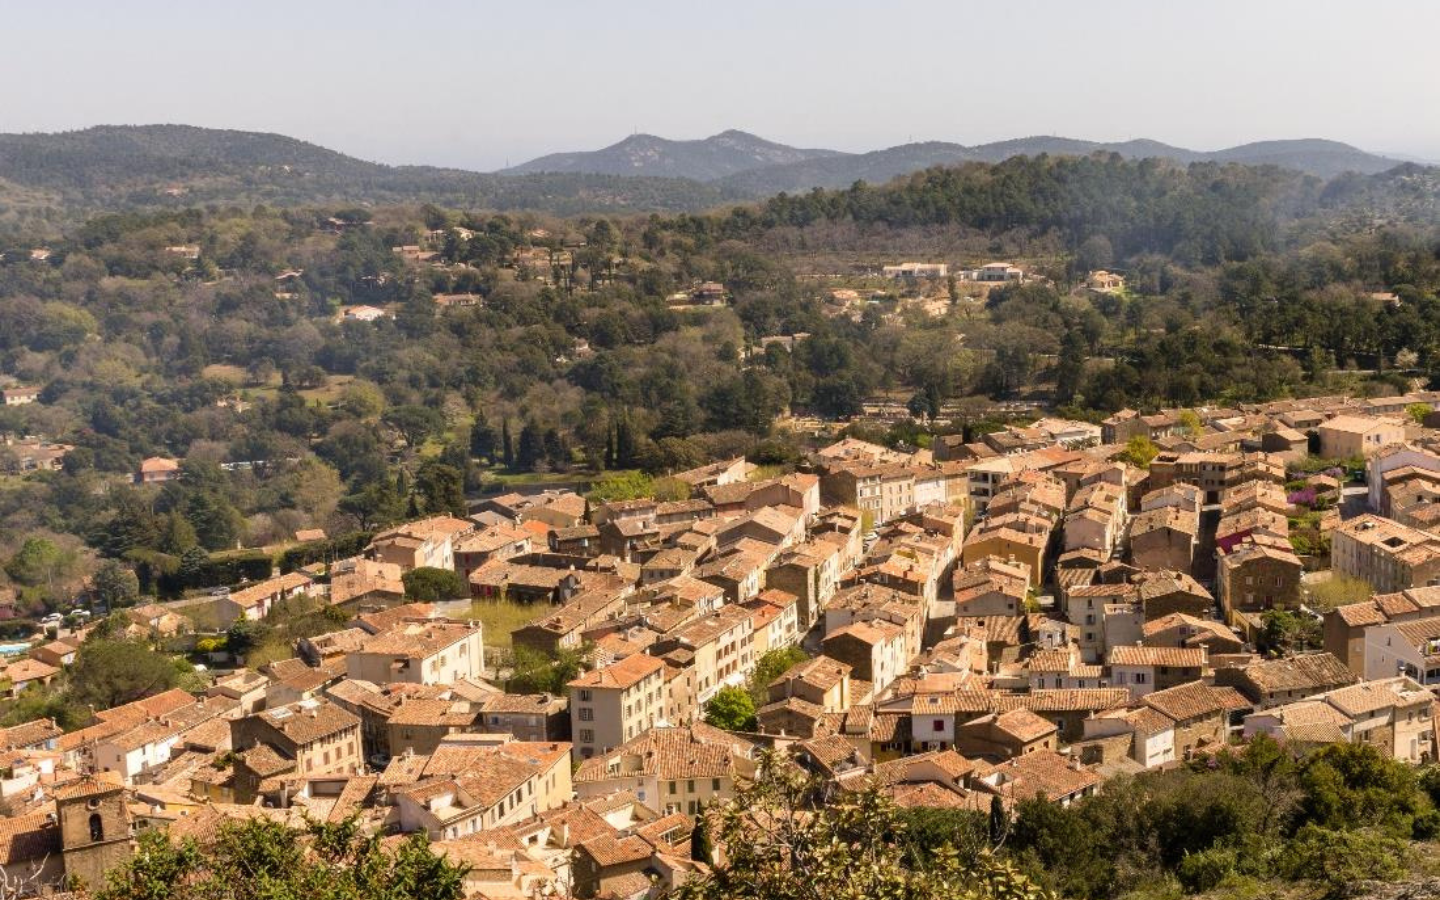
0;126;743;230
0;151;1436;623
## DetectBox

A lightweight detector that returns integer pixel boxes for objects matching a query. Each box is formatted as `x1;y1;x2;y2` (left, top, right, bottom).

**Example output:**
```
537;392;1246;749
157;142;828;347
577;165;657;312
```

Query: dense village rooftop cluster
8;389;1440;896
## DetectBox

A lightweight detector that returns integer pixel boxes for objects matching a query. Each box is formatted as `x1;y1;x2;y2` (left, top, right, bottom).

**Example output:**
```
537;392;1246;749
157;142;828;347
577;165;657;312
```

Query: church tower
54;772;133;890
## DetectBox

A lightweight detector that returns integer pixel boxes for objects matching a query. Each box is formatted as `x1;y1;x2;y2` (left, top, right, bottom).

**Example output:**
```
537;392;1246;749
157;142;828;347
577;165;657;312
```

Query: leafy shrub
1177;845;1238;893
1278;825;1407;892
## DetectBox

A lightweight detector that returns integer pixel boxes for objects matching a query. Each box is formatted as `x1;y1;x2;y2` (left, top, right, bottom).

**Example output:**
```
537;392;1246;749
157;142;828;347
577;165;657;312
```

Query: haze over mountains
0;125;739;216
0;124;1424;223
503;130;1411;192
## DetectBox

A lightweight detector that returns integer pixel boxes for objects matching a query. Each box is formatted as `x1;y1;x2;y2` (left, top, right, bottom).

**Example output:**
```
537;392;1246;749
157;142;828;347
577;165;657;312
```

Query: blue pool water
0;643;32;656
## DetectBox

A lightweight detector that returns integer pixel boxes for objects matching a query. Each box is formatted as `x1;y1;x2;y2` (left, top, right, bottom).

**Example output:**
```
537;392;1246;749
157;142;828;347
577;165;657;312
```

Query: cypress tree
989;794;1007;846
690;803;712;862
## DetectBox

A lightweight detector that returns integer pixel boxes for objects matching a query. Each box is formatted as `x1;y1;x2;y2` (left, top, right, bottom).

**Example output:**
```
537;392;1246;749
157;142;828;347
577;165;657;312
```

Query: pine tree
501;419;514;469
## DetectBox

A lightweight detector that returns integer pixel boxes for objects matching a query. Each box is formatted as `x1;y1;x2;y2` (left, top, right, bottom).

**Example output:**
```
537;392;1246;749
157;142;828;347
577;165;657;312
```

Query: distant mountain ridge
0;125;745;215
508;131;1409;193
0;125;1420;223
501;129;846;181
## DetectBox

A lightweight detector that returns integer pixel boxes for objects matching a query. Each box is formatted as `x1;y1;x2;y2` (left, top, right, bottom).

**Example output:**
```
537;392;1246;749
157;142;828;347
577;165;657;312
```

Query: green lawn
482;469;596;489
463;597;543;651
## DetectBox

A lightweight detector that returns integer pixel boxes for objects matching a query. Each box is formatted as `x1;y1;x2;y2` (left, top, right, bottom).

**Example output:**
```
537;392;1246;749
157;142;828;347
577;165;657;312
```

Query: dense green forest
0;152;1437;618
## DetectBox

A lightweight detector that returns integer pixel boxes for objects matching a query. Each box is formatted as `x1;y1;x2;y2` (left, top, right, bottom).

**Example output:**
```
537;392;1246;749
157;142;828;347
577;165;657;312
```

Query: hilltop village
1;386;1440;897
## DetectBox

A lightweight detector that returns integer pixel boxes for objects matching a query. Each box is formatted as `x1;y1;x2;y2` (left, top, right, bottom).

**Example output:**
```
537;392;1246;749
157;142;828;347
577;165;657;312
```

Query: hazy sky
4;0;1438;171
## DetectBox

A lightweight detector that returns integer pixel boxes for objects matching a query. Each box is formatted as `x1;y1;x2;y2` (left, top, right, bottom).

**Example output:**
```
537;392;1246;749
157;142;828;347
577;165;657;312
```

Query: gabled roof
1108;646;1207;668
1232;653;1356;695
569;654;665;690
1141;681;1249;722
574;724;753;784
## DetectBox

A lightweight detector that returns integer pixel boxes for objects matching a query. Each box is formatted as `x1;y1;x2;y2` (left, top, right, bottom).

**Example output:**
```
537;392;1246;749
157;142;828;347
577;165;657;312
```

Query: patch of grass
201;363;248;382
464;597;544;650
483;469;595;488
245;638;294;668
298;374;355;405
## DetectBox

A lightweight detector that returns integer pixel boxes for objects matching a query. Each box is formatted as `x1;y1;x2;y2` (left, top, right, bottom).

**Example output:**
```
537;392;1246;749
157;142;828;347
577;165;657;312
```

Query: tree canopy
96;814;467;900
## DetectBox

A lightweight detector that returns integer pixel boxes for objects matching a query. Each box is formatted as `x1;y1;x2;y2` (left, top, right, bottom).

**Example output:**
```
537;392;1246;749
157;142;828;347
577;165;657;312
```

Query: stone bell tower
54;772;133;890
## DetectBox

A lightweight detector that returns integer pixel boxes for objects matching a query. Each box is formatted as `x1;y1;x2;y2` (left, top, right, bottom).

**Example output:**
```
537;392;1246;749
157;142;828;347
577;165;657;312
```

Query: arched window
88;812;104;842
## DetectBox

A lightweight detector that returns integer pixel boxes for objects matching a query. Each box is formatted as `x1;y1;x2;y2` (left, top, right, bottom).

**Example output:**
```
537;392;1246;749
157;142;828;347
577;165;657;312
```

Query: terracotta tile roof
356;622;480;658
756;696;825;724
955;615;1025;647
50;771;124;801
237;744;294;777
351;602;435;634
4;659;58;683
479;692;565;715
227;571;314;609
1333;600;1388;627
1107;646;1206;668
329;558;404;606
388;699;480;728
867;711;909;743
1234;653;1356;694
1134;571;1213;603
372;515;473;544
772;656;851;692
1142;682;1250;722
252;699;359;745
949;688;1130;715
569;654;665;690
579;832;654;868
1027;648;1075;674
0;812;60;866
871;749;977;787
1324;677;1432;717
1122;707;1175;734
975;749;1100;802
454;523;532;554
798;733;862;772
0;718;61;750
991;708;1058;742
574;724;752;784
888;780;992;811
1262;699;1354;728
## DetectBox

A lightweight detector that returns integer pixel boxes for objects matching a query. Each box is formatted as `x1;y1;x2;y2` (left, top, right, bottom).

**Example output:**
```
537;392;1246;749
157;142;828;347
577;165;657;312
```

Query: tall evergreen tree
615;414;636;469
469;413;497;463
516;422;545;471
691;802;712;863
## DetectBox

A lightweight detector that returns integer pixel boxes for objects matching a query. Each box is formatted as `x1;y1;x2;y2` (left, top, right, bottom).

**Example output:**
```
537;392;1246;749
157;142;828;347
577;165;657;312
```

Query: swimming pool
0;643;32;656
